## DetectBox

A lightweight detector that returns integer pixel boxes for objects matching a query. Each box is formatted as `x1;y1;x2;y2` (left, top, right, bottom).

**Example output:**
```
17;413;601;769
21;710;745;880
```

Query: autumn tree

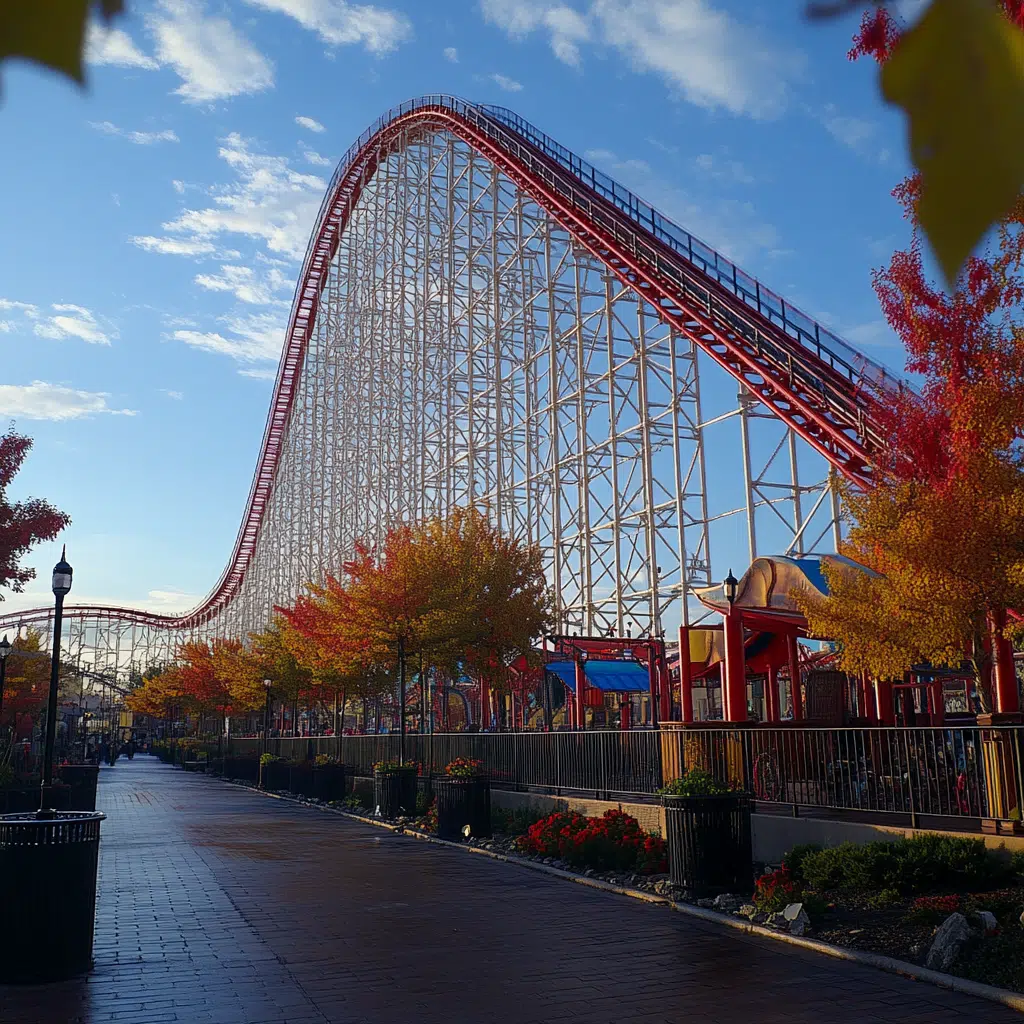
798;7;1024;710
0;428;71;600
0;628;50;737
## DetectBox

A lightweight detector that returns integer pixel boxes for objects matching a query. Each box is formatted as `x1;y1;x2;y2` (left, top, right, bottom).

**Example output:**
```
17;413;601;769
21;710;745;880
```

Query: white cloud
172;310;284;363
480;1;590;67
481;0;800;118
0;299;39;318
160;389;185;400
194;263;292;305
490;73;524;92
149;0;274;103
0;382;136;421
693;152;755;185
85;22;160;69
90;121;179;145
32;305;113;345
302;148;332;167
147;133;326;261
295;115;326;133
131;235;219;256
843;319;899;348
819;104;876;154
443;46;459;62
242;0;412;53
172;179;186;194
238;368;277;379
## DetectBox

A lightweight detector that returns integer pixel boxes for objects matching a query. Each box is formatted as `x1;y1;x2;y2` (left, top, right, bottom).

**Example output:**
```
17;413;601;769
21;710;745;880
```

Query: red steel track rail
0;97;901;634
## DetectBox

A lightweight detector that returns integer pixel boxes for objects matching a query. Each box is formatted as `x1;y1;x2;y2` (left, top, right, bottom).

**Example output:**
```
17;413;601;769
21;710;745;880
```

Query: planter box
663;792;752;898
435;776;491;840
60;765;100;811
288;763;313;798
312;764;350;803
260;760;291;791
373;767;417;819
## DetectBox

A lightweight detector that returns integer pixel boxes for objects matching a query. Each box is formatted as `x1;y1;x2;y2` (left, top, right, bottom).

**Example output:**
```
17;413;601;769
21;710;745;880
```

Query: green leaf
881;0;1024;286
0;1;124;89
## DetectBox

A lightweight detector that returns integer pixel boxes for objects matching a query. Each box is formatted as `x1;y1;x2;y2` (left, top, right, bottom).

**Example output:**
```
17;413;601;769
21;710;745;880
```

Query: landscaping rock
925;912;972;972
765;912;787;930
696;898;716;909
783;903;811;937
712;894;746;913
977;910;999;936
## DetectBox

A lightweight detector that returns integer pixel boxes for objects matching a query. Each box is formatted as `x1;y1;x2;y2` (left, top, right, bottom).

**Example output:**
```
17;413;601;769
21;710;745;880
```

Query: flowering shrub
517;809;666;874
314;754;336;767
373;759;417;775
905;893;962;925
418;799;438;834
260;752;280;765
445;757;484;778
516;811;590;858
753;866;801;914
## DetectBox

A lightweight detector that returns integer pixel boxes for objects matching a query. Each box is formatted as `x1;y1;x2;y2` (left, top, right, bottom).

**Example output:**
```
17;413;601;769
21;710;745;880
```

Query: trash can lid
0;810;106;824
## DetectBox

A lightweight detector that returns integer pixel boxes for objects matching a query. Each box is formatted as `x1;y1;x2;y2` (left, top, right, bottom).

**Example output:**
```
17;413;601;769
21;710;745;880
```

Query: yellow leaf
0;0;92;86
881;0;1024;286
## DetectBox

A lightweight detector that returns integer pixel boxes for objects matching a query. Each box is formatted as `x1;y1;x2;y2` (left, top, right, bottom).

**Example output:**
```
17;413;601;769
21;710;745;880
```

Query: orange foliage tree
279;508;553;729
798;8;1024;707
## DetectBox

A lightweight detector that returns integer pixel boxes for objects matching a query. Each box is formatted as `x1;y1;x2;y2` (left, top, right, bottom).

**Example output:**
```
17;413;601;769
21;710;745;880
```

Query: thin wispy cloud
0;382;136;420
490;72;523;92
242;0;412;53
90;121;180;145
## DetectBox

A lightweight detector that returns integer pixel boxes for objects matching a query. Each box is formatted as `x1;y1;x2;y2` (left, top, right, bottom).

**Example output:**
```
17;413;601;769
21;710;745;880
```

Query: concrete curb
210;770;1024;1013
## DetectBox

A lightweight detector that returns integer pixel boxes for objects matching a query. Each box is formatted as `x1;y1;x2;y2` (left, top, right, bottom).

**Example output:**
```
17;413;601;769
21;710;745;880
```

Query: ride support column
678;626;694;724
722;608;747;722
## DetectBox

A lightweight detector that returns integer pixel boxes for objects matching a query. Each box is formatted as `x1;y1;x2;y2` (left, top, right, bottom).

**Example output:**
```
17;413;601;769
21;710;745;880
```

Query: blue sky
0;0;923;616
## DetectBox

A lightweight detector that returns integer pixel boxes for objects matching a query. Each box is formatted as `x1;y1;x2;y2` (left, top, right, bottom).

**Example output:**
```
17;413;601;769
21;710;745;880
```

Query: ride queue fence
221;725;1024;831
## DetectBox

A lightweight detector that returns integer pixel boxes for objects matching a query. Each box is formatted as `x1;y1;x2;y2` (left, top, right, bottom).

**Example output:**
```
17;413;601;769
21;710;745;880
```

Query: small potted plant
372;759;418;819
311;754;350;802
434;757;490;840
659;767;752;897
259;752;288;791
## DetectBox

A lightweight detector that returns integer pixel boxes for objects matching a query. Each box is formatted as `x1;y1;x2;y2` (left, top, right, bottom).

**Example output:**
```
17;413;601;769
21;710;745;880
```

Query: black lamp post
397;635;406;764
41;546;73;813
723;569;738;608
262;678;272;756
0;633;11;741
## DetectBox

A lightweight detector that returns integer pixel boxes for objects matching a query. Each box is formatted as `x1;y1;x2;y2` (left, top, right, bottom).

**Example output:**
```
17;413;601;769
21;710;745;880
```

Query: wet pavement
1;755;1020;1023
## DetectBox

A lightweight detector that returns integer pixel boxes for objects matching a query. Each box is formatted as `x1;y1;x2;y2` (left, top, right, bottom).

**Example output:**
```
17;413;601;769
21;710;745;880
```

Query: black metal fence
222;724;1024;830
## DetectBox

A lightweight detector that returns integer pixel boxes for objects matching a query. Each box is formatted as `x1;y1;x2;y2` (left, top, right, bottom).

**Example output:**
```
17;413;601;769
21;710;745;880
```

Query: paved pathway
1;757;1020;1024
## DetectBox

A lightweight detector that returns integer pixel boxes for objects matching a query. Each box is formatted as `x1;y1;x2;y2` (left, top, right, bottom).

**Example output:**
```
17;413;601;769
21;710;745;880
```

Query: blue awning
545;659;651;693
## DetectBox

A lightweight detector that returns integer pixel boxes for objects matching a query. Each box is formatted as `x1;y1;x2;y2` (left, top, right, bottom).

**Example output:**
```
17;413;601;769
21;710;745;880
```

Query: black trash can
0;811;106;983
312;764;349;802
434;776;491;840
662;793;752;897
373;766;417;818
60;765;100;811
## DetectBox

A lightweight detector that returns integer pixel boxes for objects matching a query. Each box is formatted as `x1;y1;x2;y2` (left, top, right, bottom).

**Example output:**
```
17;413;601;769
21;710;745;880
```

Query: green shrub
658;768;731;797
782;843;822;883
867;887;902;910
260;752;280;765
800;835;1003;896
1010;849;1024;878
491;804;549;837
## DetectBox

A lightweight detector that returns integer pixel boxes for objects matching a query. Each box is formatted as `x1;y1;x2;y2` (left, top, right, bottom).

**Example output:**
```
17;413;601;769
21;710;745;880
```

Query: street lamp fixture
41;546;72;815
723;569;738;608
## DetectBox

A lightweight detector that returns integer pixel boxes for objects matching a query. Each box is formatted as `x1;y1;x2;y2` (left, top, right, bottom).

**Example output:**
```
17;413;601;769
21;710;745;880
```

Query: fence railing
220;725;1024;829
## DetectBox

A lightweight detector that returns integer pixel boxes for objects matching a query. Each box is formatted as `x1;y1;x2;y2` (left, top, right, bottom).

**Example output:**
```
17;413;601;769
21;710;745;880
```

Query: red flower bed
517;809;667;875
753;866;800;913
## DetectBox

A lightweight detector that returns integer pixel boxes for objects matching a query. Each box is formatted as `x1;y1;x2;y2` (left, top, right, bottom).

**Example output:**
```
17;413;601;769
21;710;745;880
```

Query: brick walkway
1;758;1019;1024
